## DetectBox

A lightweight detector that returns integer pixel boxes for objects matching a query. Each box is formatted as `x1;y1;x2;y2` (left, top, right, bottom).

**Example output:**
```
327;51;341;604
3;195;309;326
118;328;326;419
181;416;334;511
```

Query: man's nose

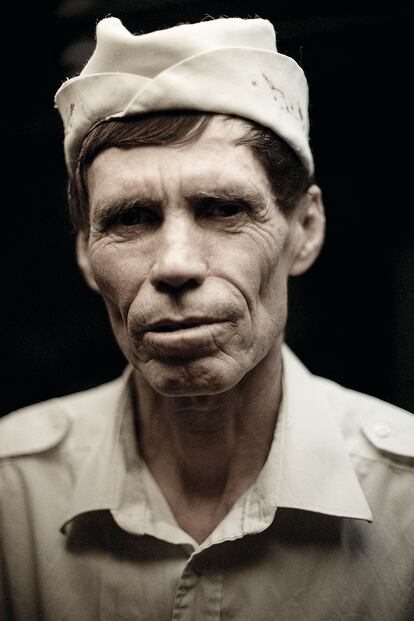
149;215;208;291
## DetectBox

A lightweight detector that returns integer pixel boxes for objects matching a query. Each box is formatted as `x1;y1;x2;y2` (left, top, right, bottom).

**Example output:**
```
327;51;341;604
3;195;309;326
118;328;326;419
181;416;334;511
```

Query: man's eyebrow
185;187;273;211
92;196;159;228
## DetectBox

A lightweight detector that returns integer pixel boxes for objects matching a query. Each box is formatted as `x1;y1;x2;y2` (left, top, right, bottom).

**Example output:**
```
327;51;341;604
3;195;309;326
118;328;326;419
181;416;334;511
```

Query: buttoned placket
171;551;224;621
112;407;276;621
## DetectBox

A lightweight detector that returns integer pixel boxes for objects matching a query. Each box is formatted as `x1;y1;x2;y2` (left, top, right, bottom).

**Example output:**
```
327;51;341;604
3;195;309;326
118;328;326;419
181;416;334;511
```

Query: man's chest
4;511;413;621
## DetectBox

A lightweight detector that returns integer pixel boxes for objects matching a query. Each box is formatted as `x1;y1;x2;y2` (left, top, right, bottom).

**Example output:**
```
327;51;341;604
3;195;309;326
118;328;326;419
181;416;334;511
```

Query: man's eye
115;208;159;227
202;202;246;218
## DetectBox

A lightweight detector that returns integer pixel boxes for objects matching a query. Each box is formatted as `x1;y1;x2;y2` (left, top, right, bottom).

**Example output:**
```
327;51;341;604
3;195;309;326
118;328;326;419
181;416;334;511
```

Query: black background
3;0;413;416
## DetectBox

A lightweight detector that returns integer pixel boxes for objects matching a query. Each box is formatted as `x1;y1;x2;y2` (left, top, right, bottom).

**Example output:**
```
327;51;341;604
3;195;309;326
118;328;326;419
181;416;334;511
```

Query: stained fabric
54;18;312;176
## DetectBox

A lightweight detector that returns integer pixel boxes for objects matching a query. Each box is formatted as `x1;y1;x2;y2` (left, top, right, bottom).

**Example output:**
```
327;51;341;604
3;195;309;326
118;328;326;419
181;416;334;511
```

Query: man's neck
132;339;284;543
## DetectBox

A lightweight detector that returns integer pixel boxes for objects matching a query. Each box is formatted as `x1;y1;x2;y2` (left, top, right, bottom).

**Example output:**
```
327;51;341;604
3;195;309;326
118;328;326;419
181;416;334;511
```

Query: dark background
3;0;413;416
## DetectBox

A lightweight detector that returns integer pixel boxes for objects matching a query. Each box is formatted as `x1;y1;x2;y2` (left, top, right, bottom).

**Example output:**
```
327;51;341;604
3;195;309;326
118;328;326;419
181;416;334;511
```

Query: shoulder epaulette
0;401;70;459
361;407;414;464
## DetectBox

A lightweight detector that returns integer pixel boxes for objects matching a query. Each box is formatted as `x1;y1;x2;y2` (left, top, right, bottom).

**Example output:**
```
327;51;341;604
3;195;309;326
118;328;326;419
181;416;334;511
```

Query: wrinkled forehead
86;116;273;207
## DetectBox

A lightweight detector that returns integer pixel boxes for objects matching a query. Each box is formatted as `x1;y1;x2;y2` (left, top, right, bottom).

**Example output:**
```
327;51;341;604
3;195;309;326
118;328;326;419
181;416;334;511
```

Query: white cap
55;17;313;176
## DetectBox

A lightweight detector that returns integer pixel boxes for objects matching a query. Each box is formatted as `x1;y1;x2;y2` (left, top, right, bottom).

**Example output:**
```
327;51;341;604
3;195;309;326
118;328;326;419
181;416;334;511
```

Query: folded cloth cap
55;17;313;176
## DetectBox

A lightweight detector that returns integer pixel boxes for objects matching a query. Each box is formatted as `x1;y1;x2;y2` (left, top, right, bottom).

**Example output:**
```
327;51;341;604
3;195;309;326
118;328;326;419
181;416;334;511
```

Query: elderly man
1;17;413;621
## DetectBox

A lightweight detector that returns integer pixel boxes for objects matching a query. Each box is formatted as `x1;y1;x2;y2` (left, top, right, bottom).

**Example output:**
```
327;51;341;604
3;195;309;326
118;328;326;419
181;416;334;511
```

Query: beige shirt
1;345;413;620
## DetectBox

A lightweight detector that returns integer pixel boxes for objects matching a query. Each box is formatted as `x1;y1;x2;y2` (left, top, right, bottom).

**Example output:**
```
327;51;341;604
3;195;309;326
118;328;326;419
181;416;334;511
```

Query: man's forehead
87;115;271;201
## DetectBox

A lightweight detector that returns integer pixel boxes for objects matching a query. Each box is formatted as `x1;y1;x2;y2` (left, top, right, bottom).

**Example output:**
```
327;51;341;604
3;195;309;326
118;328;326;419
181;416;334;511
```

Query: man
1;16;413;621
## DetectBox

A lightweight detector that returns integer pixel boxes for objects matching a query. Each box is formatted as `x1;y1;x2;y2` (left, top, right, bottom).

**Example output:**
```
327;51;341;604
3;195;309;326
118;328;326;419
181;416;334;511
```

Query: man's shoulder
313;372;414;468
284;345;414;467
0;374;126;460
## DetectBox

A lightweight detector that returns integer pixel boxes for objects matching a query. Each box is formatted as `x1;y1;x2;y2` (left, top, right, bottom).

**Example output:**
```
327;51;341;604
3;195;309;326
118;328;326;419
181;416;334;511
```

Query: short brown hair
69;111;312;232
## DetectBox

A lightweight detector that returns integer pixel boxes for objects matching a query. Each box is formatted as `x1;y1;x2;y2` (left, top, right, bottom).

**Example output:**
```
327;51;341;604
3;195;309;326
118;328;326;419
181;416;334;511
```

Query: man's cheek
91;257;138;308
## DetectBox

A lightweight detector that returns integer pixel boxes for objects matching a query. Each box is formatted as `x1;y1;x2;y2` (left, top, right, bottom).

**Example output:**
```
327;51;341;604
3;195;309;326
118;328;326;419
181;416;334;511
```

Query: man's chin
135;356;242;397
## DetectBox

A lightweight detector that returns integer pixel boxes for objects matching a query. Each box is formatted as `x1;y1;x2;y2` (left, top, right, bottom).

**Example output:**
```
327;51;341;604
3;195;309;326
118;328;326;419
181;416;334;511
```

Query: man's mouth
144;318;218;334
151;322;201;333
137;317;231;358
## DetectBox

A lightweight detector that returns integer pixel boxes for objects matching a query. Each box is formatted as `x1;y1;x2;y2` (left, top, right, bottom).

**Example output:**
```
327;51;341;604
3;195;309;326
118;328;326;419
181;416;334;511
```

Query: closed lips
144;319;219;333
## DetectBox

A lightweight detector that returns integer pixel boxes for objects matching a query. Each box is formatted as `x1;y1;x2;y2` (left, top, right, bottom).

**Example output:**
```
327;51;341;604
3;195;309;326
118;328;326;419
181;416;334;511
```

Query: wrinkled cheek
102;300;152;371
262;266;288;319
91;254;140;318
90;257;143;359
253;254;290;349
100;296;132;359
243;260;281;334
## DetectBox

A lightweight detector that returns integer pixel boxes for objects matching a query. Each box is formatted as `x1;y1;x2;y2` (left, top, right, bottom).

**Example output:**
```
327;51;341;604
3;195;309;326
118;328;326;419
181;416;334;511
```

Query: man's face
82;116;308;396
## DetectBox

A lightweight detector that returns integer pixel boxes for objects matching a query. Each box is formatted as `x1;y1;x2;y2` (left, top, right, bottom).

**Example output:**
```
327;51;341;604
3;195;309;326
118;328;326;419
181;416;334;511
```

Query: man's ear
289;184;326;277
76;231;100;293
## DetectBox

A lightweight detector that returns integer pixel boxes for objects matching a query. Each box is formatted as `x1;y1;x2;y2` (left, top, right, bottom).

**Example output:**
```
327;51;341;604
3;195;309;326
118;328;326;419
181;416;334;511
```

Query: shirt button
373;422;391;438
192;562;209;576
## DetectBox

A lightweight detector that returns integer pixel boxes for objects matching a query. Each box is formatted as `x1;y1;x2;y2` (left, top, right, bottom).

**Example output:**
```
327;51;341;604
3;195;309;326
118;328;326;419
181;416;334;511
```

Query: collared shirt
1;344;413;620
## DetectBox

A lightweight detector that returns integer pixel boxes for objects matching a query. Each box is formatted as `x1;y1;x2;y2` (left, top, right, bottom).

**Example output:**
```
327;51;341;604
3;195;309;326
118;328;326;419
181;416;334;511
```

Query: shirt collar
254;345;372;521
61;344;372;533
60;366;133;533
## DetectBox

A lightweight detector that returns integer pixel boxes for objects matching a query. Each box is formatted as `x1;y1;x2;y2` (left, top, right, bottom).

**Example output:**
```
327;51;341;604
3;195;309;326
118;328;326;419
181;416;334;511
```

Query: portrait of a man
1;5;413;621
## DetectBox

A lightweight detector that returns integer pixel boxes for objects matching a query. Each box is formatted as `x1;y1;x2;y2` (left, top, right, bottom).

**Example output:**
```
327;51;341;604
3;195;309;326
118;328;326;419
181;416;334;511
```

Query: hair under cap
55;17;313;176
